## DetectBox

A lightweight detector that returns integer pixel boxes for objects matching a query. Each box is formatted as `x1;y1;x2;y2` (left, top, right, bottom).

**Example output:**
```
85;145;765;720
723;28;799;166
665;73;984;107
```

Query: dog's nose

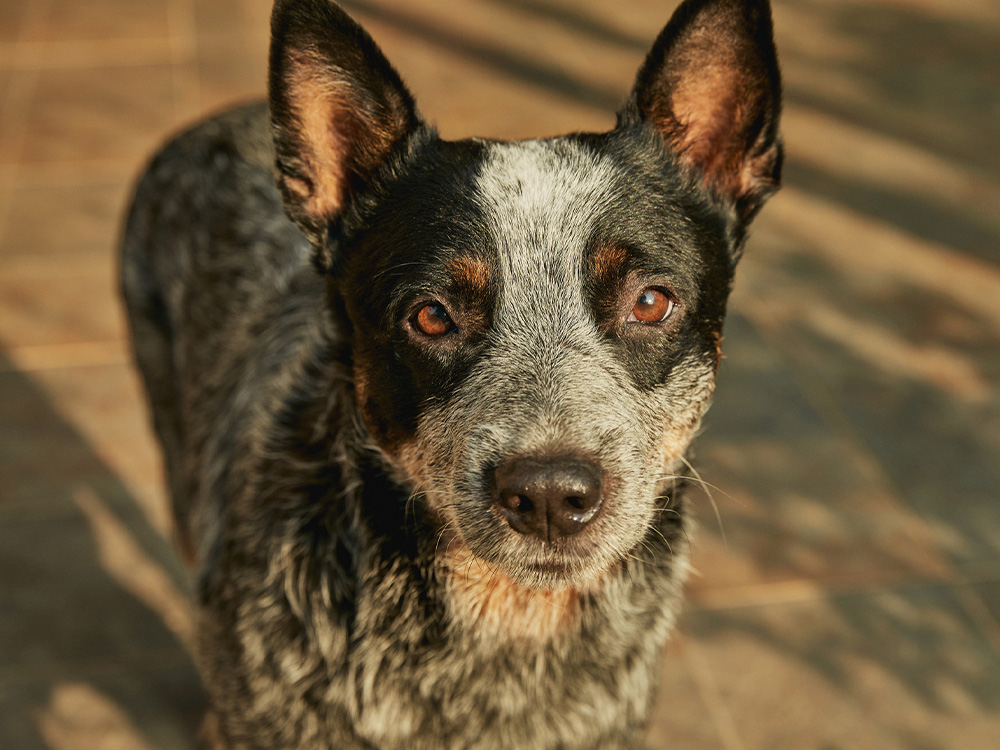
493;458;603;542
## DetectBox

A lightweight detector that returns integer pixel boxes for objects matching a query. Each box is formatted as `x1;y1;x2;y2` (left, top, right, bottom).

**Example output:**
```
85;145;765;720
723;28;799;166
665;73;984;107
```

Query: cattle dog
120;0;781;747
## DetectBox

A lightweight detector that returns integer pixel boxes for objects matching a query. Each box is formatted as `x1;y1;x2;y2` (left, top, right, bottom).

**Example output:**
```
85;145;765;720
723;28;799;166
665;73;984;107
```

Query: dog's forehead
473;139;619;318
474;139;617;250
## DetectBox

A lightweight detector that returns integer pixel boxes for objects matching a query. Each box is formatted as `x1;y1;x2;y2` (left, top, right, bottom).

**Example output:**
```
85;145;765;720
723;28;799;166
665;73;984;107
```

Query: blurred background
1;0;998;747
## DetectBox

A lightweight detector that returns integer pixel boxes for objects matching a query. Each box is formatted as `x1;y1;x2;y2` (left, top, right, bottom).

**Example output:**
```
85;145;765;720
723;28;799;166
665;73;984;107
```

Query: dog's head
269;0;781;592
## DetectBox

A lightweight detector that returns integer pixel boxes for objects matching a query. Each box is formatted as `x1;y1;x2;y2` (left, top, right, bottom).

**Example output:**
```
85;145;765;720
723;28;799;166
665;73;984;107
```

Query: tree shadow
0;350;203;749
780;0;1000;174
338;0;624;109
783;159;1000;265
482;0;649;52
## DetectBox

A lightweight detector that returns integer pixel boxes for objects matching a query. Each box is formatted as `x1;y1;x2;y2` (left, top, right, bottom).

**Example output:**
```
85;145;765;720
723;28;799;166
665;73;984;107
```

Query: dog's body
121;1;781;748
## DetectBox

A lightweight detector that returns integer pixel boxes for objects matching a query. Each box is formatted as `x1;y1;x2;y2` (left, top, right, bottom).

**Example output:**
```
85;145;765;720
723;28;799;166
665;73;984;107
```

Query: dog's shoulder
124;99;312;307
146;101;274;180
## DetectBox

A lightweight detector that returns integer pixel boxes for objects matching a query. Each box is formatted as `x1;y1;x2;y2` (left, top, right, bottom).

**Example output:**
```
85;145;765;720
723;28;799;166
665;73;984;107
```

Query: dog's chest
328;548;684;750
347;620;663;748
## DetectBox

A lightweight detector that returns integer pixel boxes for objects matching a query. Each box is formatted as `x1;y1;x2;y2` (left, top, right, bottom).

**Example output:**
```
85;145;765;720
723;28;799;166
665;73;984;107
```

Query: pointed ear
269;0;421;262
622;0;782;222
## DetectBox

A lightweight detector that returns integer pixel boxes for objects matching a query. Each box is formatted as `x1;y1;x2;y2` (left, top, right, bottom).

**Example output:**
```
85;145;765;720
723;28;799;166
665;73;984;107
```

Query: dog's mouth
441;528;592;586
518;558;574;576
444;503;630;591
512;556;606;589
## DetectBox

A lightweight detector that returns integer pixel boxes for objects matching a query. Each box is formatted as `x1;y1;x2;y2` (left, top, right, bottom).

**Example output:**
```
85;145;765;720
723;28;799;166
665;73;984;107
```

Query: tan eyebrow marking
448;255;493;295
589;243;629;282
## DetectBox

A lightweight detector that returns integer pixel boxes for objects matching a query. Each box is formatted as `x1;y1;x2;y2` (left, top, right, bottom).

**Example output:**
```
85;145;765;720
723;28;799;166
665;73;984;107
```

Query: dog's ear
269;0;420;263
621;0;782;224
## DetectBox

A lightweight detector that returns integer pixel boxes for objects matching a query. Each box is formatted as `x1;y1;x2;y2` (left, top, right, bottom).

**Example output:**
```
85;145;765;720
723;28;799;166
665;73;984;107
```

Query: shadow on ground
0;352;203;750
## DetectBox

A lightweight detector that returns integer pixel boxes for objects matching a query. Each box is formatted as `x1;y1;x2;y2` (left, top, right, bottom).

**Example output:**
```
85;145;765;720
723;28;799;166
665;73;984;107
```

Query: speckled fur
120;1;781;748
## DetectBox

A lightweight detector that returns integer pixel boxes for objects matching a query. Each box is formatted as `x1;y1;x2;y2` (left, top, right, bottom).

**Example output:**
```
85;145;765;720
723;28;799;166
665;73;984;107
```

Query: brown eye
414;302;455;336
628;288;675;324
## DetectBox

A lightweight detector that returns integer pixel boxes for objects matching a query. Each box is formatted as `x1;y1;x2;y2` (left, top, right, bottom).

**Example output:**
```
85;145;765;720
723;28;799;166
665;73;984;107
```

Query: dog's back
121;1;781;748
122;103;324;565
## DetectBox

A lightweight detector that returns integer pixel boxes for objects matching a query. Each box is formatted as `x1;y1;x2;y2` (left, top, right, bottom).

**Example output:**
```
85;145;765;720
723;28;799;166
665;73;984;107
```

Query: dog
120;0;781;747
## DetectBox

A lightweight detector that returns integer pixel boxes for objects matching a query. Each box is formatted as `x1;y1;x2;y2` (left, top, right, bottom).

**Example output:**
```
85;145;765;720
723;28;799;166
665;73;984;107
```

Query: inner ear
269;0;421;259
624;0;782;221
276;50;358;229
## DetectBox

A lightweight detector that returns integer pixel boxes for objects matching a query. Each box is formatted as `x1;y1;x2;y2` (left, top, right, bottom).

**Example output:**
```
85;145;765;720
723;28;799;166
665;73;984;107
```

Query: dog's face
337;135;732;587
269;0;781;589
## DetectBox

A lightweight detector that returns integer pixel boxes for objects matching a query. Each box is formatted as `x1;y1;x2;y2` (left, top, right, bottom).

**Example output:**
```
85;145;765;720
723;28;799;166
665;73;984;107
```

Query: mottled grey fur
120;0;781;748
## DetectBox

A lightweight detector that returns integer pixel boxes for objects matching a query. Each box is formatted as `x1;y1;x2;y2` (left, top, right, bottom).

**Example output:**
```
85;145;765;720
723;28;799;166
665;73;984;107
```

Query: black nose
493;457;604;542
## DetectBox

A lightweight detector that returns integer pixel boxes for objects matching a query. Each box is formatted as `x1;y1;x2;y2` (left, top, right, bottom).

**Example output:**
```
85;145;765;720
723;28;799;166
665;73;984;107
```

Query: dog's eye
628;289;675;324
413;302;456;336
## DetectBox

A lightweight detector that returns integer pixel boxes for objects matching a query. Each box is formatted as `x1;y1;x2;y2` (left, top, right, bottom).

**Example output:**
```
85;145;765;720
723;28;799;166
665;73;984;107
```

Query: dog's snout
494;458;603;542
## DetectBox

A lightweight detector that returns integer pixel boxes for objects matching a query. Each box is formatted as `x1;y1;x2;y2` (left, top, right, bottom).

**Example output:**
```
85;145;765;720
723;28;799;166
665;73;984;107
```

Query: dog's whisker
648;526;675;557
678;456;728;547
664;469;735;503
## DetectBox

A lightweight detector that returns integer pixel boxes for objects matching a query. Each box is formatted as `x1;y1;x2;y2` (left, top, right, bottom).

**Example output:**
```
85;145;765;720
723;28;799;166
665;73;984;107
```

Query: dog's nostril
493;457;604;542
510;495;533;513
